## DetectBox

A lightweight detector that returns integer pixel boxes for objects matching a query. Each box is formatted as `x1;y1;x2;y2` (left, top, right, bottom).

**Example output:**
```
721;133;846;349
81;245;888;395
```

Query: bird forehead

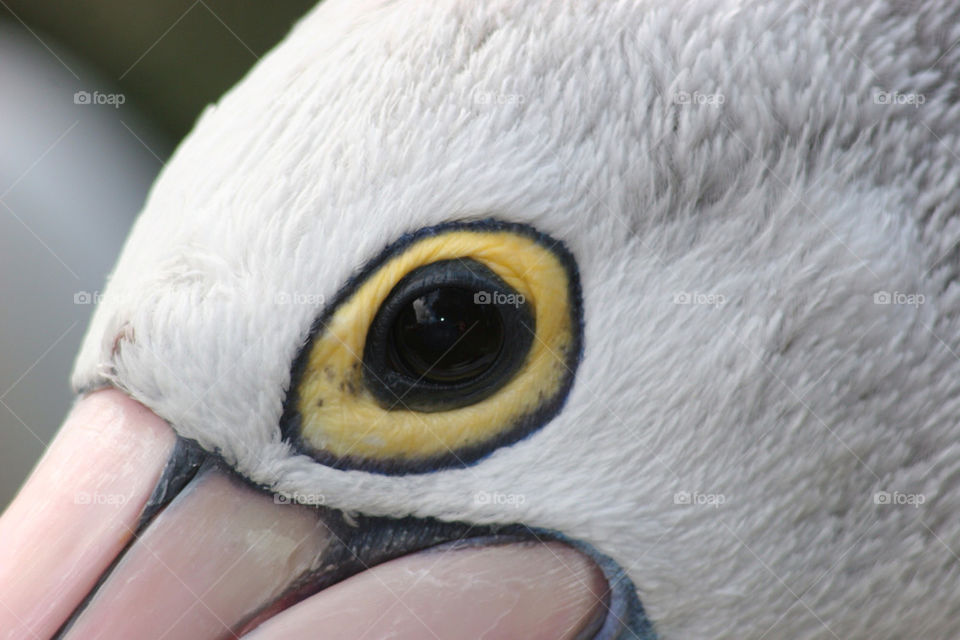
135;0;634;245
81;0;645;326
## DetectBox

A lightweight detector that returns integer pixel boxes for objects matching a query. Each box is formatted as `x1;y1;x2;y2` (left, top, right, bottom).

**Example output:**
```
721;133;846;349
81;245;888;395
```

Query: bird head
3;0;960;638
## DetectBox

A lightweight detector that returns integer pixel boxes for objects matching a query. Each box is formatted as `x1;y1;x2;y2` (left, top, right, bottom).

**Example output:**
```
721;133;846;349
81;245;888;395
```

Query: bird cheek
0;389;175;639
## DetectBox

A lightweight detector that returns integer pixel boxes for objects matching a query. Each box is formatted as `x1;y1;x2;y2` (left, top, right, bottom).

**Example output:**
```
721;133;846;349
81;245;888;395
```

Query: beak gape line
46;433;654;639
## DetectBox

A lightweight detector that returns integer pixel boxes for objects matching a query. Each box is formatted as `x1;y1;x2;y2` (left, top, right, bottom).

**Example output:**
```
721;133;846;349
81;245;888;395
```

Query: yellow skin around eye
296;229;575;464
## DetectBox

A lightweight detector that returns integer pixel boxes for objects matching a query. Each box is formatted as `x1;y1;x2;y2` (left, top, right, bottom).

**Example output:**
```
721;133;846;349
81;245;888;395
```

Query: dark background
2;1;317;138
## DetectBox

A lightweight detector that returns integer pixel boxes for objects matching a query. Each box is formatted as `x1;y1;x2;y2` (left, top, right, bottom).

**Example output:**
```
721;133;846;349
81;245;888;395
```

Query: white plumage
71;0;960;637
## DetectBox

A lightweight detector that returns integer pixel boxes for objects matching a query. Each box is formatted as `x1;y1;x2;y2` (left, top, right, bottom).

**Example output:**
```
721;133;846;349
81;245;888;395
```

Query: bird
2;0;960;638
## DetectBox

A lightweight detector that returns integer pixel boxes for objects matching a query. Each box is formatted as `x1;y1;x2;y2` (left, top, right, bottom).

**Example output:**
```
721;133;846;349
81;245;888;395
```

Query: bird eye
391;285;504;382
363;259;534;412
282;220;582;474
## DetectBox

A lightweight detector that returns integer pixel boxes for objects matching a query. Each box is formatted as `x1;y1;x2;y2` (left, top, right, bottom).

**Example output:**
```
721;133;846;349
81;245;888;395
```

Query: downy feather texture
73;0;960;637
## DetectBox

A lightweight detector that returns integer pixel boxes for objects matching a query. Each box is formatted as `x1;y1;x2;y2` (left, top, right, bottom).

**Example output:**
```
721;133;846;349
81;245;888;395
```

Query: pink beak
0;390;611;639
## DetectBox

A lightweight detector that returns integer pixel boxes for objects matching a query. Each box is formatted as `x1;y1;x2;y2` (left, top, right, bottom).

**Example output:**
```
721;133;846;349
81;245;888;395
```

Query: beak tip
0;390;175;639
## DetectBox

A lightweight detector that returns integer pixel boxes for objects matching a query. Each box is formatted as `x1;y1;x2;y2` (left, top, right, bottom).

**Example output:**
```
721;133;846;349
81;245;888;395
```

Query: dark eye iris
390;287;504;383
363;259;534;412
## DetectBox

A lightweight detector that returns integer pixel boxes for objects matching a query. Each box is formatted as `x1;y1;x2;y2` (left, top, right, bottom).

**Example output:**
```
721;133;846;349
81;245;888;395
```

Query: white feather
72;0;960;637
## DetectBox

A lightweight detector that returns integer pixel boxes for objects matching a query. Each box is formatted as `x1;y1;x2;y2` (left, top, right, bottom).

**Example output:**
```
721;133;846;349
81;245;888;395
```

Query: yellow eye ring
281;219;583;474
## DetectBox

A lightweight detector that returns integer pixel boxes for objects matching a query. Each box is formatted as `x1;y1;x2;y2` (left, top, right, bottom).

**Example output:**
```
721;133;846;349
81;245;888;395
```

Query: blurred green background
0;0;317;509
2;0;317;139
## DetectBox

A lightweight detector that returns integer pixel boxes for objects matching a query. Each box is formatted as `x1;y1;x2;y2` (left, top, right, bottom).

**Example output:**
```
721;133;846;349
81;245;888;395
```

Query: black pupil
390;287;504;383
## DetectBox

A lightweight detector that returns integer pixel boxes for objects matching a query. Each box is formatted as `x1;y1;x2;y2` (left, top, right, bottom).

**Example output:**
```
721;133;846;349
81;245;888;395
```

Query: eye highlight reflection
282;220;583;474
390;285;504;384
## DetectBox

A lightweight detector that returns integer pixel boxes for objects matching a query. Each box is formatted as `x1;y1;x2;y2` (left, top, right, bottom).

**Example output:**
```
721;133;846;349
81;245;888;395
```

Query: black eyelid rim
280;217;585;475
